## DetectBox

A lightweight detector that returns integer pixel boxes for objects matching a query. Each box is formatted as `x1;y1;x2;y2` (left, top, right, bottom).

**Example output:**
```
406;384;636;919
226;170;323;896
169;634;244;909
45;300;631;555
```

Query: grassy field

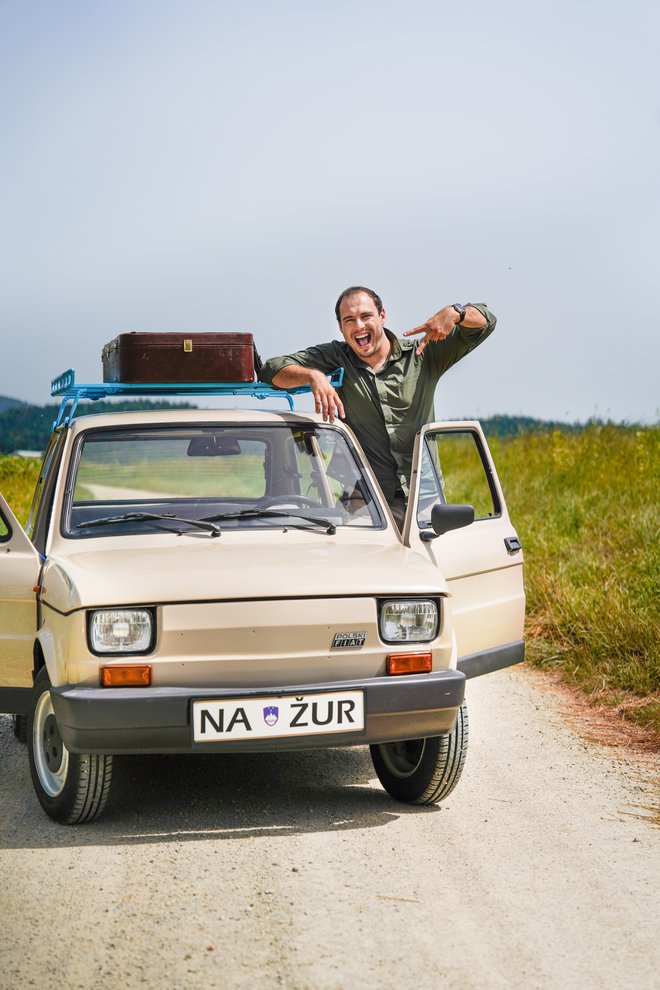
0;454;41;523
488;424;659;734
1;424;658;733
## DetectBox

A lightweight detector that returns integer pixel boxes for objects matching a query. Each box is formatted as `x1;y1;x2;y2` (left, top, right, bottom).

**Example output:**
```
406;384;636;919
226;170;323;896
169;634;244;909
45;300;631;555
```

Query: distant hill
0;395;28;413
471;414;584;437
0;400;195;454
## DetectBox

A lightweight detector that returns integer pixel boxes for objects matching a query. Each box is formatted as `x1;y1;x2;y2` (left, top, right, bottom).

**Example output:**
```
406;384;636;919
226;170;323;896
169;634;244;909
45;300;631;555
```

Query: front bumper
50;669;466;754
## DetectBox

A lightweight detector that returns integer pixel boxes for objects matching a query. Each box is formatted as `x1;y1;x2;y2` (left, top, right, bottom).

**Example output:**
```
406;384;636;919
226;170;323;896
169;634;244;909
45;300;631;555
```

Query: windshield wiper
76;512;222;537
202;508;336;535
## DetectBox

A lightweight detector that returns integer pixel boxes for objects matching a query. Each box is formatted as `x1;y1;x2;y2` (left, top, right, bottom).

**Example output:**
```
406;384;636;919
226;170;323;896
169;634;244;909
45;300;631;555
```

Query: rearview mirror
187;436;242;457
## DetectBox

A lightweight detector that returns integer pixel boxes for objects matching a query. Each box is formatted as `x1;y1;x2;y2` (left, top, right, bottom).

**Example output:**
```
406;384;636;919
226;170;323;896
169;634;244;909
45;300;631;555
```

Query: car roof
65;407;333;436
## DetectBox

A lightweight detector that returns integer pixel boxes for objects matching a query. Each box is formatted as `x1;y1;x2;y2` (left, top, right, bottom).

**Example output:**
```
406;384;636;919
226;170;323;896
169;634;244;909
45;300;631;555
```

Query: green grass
488;425;659;733
0;455;41;524
1;427;658;733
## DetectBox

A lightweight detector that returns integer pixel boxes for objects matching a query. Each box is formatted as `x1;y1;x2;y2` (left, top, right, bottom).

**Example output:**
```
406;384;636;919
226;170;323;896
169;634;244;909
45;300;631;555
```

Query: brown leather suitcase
101;332;261;383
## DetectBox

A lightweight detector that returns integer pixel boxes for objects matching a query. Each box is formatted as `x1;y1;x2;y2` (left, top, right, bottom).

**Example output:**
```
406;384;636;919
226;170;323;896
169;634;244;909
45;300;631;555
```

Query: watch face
453;304;466;320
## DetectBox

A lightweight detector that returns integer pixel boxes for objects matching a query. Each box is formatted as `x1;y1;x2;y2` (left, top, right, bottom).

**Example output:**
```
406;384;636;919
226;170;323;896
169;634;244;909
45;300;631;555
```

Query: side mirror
420;503;475;541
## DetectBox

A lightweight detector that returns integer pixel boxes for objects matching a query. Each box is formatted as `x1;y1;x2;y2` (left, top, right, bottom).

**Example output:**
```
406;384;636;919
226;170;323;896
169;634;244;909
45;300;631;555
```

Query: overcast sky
1;0;658;422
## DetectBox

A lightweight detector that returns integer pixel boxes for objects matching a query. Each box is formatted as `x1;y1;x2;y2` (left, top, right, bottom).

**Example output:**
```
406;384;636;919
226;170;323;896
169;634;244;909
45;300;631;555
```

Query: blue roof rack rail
50;368;344;430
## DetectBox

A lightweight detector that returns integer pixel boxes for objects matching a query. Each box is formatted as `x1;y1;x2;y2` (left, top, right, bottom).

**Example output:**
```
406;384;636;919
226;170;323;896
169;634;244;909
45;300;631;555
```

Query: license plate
192;690;364;743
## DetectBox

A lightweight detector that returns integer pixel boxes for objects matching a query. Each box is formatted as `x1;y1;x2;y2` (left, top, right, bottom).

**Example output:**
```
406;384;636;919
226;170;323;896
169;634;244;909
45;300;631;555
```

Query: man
260;287;496;526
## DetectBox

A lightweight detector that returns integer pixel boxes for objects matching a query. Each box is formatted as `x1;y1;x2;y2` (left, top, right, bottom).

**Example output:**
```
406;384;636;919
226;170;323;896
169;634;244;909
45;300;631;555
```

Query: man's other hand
309;369;345;423
403;305;487;356
272;365;345;423
402;307;460;356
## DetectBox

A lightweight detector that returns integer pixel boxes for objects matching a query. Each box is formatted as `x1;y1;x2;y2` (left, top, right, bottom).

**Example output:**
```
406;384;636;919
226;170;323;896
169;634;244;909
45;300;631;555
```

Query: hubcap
42;714;64;773
380;739;426;778
33;688;70;797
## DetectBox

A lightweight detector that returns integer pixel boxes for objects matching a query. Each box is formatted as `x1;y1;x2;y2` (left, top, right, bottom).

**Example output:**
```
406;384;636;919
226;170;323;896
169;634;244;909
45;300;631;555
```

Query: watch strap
452;304;466;325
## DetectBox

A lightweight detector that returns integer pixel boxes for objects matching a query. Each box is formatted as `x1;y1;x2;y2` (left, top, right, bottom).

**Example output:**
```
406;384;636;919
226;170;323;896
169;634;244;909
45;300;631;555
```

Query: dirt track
1;667;658;990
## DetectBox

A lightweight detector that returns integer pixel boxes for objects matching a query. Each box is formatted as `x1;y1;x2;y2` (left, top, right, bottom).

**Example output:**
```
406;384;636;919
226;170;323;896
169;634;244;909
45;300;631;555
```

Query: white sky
1;0;658;422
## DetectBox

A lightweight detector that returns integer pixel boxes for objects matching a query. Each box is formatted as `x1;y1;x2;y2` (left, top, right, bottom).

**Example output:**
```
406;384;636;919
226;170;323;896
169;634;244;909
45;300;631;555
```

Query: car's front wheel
28;667;113;824
370;701;468;804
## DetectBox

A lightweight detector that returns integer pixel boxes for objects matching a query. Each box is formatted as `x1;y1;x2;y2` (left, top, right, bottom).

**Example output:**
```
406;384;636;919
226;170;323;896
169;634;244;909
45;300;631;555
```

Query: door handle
505;536;522;554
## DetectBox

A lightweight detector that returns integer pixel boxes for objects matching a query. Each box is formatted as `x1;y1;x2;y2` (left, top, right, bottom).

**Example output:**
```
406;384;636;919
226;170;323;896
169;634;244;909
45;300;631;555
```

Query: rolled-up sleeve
427;303;497;378
260;342;343;384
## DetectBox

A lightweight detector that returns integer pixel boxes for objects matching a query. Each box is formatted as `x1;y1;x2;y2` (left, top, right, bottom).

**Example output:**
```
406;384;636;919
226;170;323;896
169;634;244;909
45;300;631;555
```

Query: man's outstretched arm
403;304;489;356
271;366;345;423
261;343;346;423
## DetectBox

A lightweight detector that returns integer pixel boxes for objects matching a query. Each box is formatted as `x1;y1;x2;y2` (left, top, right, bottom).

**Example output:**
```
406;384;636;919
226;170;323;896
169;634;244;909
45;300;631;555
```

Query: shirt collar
385;328;404;360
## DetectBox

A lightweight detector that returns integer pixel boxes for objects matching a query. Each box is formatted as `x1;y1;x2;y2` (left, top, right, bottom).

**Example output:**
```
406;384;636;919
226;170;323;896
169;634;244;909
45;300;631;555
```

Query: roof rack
50;368;344;430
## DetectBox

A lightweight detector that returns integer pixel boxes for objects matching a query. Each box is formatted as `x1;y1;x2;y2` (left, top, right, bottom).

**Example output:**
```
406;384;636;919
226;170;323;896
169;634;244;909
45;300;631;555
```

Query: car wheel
28;667;113;824
13;713;27;743
370;701;468;805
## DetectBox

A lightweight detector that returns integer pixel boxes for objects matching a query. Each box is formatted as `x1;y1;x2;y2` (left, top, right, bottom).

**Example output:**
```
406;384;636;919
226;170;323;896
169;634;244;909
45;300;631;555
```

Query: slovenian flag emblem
263;705;279;726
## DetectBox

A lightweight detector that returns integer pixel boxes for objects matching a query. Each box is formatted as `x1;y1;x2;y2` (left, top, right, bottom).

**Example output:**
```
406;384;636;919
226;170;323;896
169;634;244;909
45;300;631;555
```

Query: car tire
370;701;468;805
13;713;28;743
28;667;113;824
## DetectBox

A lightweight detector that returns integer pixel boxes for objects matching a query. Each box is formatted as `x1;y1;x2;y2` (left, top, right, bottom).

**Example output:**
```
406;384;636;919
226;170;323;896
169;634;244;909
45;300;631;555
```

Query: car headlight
380;600;438;643
88;609;154;654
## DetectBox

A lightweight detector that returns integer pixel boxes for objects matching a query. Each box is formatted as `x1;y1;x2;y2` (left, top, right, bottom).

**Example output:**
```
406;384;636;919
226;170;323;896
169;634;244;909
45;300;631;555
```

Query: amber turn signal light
386;652;433;676
100;665;152;687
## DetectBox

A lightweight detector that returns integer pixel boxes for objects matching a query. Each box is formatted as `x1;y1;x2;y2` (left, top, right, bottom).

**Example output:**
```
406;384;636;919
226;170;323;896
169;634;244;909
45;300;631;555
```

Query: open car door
403;422;525;678
0;494;41;713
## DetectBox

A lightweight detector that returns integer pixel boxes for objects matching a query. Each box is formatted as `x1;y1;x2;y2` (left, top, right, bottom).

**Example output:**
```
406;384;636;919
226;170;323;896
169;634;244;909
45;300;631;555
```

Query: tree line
0;400;195;454
0;397;604;456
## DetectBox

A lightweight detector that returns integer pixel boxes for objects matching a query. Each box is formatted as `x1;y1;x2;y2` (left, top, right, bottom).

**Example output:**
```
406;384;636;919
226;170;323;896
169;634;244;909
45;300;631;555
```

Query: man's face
337;292;389;364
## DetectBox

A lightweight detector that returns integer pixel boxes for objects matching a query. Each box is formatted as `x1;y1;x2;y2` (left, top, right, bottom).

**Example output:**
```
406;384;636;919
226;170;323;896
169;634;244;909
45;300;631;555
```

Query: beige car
0;405;524;823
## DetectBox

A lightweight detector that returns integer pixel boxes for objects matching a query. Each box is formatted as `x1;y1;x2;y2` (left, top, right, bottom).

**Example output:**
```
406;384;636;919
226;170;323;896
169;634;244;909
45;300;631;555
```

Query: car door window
417;430;501;527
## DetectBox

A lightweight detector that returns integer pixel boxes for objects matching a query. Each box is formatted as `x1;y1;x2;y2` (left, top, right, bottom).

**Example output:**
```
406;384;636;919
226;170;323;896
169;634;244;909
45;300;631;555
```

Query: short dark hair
334;286;384;323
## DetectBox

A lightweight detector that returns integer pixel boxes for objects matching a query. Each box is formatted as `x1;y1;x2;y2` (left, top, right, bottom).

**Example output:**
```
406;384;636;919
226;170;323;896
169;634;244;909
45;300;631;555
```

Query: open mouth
354;332;372;351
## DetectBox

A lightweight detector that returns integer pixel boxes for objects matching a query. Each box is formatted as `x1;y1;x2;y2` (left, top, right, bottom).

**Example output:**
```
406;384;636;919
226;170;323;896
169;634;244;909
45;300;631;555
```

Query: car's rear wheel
28;667;113;824
370;701;468;804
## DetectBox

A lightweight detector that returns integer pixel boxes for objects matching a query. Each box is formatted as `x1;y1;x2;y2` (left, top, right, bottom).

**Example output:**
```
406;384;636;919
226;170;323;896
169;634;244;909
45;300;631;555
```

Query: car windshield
64;423;384;537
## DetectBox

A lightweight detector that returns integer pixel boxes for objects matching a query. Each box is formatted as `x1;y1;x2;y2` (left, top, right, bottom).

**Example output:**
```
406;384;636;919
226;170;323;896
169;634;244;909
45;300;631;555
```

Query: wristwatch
452;304;466;325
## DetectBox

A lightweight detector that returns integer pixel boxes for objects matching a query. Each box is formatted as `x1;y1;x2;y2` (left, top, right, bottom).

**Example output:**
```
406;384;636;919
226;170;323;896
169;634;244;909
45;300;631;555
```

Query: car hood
42;533;449;612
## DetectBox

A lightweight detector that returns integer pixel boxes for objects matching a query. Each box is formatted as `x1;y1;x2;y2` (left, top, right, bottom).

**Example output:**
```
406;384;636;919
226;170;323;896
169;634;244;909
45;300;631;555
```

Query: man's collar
384;328;403;360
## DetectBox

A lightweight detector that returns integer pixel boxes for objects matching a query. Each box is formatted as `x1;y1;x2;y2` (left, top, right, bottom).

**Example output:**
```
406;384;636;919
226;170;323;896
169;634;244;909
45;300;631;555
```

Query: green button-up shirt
260;304;496;502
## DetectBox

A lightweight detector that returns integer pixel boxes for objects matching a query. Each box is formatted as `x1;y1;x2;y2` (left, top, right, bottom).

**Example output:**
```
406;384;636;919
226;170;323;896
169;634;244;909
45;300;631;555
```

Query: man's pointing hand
402;307;460;356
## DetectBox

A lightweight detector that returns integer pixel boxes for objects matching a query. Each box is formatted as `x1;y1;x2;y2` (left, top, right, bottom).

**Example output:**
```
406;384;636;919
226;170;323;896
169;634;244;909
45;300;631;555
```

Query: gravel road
1;667;658;990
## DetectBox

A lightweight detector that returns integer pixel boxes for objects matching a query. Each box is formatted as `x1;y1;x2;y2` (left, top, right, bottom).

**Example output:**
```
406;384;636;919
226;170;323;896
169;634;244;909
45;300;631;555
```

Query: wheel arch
34;628;54;682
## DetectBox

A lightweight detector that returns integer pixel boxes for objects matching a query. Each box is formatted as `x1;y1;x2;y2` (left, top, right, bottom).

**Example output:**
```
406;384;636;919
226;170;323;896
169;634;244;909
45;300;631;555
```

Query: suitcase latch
183;339;193;352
